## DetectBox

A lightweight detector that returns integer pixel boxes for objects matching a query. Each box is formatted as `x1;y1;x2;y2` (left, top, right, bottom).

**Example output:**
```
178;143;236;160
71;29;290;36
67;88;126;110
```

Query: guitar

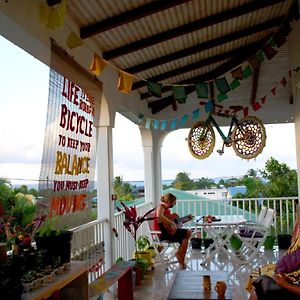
164;213;193;234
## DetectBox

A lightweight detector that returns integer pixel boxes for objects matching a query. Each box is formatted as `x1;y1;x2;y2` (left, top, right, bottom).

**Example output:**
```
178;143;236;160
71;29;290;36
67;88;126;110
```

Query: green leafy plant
116;202;156;251
136;235;150;251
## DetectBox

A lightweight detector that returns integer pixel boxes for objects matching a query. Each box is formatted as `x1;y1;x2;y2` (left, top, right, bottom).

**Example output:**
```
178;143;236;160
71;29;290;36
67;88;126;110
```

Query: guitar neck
175;215;192;224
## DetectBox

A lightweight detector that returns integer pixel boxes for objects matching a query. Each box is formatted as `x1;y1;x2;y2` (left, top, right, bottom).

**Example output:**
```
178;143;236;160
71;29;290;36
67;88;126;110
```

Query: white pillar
140;128;168;207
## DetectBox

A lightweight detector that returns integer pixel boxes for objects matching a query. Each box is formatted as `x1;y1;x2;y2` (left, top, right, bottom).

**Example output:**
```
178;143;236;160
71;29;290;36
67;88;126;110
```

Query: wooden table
167;271;232;300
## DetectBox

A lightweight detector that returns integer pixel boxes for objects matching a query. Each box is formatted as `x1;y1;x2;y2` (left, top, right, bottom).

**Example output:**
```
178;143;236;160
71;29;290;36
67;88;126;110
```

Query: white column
140;128;168;207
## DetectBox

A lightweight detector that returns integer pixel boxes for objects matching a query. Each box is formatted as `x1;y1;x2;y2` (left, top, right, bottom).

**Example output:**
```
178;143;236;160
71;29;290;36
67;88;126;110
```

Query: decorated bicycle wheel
187;121;215;159
231;116;266;159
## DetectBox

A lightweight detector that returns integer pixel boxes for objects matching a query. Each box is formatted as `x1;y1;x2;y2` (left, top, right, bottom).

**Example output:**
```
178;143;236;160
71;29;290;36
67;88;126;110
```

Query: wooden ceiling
67;0;296;115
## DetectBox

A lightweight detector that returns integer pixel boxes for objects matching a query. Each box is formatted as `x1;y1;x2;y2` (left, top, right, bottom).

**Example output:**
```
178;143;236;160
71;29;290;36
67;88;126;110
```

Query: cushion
239;228;263;238
276;248;300;274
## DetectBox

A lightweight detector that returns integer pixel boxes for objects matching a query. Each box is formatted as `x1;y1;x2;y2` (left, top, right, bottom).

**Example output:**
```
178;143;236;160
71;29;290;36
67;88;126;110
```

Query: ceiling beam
103;0;285;60
132;40;265;90
148;51;261;114
126;17;282;75
80;0;192;39
250;63;261;104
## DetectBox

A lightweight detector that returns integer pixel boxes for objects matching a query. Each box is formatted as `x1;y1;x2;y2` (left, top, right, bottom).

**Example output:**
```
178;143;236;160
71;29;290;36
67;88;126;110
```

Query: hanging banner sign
39;68;97;218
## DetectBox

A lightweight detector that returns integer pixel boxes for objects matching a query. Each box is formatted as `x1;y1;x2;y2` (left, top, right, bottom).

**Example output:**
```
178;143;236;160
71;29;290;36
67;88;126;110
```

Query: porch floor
101;247;283;300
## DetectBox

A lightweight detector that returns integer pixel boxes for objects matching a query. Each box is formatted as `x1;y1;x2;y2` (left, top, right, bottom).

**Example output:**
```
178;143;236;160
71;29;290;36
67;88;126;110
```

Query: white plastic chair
146;211;179;270
238;207;274;263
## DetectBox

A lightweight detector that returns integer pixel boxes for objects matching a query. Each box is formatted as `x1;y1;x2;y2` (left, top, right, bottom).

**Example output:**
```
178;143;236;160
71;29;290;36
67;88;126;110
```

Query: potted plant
117;202;156;277
277;220;292;249
230;234;243;251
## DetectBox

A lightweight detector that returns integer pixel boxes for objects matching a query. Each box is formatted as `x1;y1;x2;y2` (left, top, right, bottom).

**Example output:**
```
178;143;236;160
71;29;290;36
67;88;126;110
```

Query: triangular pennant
180;115;188;126
217;93;228;102
261;95;267;104
205;100;214;113
231;66;243;80
153;120;160;130
170;119;177;130
271;87;276;95
160;120;168;131
118;71;134;93
192;108;200;120
172;86;187;103
215;77;231;94
67;32;84;49
45;0;67;29
89;54;108;76
145;119;152;129
147;82;162;98
248;56;260;70
263;44;277;60
229;79;240;90
255;51;265;63
273;29;286;48
280;77;287;87
268;36;276;48
243;107;249;117
252;102;261;111
243;65;253;79
195;82;209;98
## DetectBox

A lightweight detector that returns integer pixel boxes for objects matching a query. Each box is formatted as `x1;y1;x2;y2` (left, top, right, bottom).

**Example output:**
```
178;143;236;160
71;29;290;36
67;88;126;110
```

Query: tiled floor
102;247;283;300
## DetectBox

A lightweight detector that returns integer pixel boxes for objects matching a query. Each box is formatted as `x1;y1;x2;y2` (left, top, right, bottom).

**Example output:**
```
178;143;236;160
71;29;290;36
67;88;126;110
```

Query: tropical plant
116;202;156;251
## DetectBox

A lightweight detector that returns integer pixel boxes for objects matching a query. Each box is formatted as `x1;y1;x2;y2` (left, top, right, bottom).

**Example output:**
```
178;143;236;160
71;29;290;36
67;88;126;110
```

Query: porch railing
70;197;298;283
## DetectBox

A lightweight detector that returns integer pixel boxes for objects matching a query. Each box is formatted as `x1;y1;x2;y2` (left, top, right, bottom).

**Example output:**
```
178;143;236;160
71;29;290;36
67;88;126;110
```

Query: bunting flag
280;77;287;87
217;93;228;102
271;87;276;96
89;54;108;76
252;102;261;111
281;19;292;36
231;66;243;80
192;108;200;120
145;119;152;129
147;81;162;97
243;65;253;79
172;86;187;103
230;79;240;90
215;76;231;94
67;32;83;49
263;44;278;60
205;100;214;113
43;0;67;29
170;119;177;130
261;95;267;104
180;114;188;126
118;71;134;93
243;107;249;117
153;119;160;129
255;50;265;63
160;120;168;131
248;56;260;70
195;82;209;98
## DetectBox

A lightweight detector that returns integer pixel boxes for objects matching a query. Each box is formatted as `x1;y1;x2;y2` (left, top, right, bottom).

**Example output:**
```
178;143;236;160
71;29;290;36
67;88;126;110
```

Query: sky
0;35;297;185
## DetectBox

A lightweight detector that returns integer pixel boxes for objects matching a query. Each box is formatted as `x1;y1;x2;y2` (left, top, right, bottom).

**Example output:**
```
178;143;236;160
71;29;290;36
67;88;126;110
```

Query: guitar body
164;213;192;235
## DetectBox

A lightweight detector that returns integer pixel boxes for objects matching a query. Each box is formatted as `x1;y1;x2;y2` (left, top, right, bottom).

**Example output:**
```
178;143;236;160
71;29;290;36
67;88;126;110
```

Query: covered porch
1;1;300;299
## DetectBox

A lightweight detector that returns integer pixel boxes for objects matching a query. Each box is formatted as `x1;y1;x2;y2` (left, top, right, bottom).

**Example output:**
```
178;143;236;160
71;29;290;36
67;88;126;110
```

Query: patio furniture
238;208;274;263
89;260;135;300
167;270;232;300
195;215;247;266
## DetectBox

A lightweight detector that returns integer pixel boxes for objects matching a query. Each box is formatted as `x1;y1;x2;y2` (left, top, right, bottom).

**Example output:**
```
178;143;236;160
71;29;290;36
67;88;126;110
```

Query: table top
195;215;247;226
167;271;232;300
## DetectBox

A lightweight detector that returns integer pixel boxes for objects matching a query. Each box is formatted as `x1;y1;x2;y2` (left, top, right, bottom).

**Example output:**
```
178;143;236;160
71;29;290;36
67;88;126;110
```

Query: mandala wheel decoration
187;121;215;159
231;116;266;159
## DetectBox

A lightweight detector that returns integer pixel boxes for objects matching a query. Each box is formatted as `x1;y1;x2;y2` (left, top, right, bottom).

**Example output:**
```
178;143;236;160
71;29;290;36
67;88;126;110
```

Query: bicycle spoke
187;121;215;159
231;116;266;159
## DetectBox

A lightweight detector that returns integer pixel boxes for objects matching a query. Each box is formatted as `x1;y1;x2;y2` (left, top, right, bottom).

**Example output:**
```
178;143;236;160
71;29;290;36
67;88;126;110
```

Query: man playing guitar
156;192;193;268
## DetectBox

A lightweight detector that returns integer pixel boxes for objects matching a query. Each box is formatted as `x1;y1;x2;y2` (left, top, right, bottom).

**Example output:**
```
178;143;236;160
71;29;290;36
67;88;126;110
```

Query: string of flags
139;69;292;131
38;0;300;96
